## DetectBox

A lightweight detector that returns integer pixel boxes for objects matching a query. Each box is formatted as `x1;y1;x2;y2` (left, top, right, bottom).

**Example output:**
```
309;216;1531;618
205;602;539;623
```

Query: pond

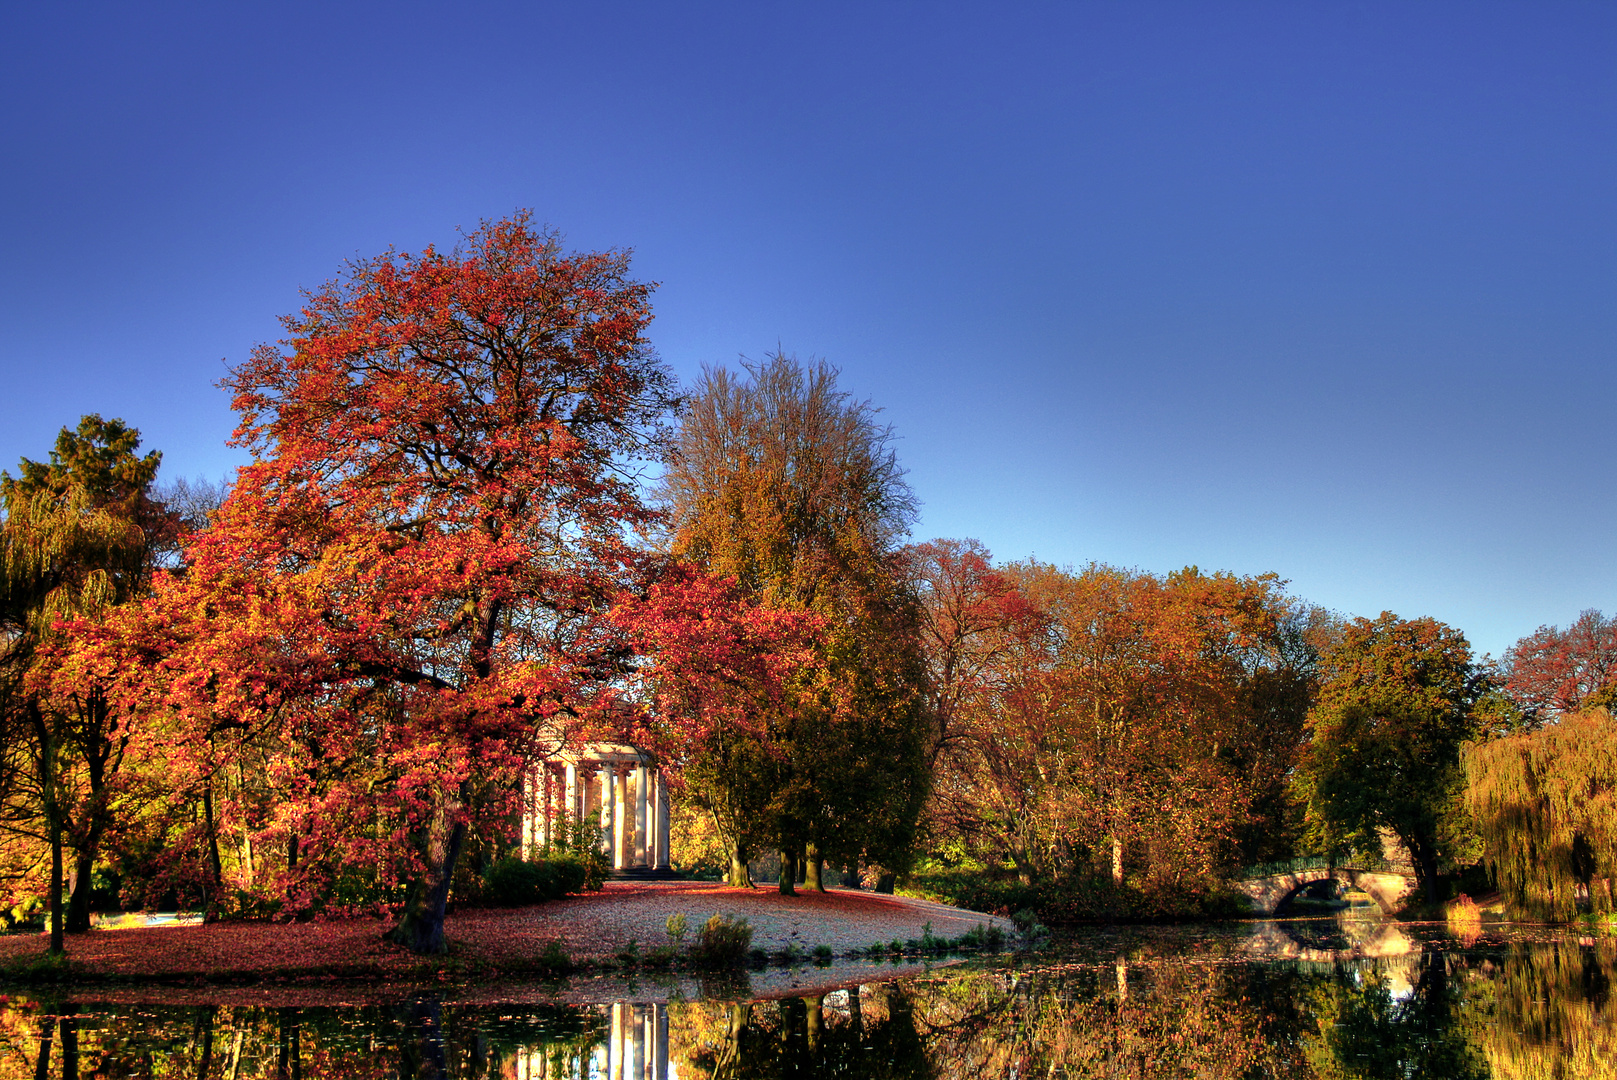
1;915;1612;1078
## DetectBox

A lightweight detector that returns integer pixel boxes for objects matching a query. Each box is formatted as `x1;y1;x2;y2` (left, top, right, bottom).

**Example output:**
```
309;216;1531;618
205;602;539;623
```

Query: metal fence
1236;853;1409;880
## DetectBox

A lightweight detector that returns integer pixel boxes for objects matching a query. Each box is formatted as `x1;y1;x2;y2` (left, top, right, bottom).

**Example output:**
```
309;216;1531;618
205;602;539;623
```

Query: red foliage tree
611;566;826;883
135;214;677;952
1503;609;1617;720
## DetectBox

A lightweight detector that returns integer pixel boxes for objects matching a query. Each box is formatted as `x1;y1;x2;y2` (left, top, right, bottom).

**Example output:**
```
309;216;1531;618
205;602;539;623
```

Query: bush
691;913;753;968
534;939;571;973
483;854;593;907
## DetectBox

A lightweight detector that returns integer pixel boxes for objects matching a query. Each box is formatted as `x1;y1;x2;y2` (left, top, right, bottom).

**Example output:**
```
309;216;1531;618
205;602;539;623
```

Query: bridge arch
1232;866;1416;915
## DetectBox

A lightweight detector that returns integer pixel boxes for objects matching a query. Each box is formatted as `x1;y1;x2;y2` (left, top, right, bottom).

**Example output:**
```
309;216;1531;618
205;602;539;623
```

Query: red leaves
1503;609;1617;719
612;566;826;771
108;214;680;921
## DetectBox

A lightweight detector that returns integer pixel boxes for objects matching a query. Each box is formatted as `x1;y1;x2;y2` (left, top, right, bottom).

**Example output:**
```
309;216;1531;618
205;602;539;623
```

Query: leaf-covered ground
0;883;1010;983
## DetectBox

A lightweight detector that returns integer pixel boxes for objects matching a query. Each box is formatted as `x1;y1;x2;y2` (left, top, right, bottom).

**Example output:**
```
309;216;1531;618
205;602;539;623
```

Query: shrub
1447;893;1483;939
665;912;689;944
813;944;833;962
691;913;753;968
534;939;571;973
1011;908;1048;948
483;854;592;907
960;922;1008;952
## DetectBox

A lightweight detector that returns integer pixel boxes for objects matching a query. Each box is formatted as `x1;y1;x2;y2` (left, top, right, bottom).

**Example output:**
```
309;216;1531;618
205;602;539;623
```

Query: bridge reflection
1239;916;1415;962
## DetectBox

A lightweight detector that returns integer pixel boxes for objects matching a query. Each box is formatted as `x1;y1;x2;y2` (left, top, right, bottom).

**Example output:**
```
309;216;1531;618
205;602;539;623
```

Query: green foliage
1465;707;1617;920
0;895;45;933
1292;612;1493;900
665;911;688;944
533;938;571;973
959;921;1008;952
691;912;753;968
658;354;932;876
1304;956;1489;1080
481;854;593;907
0;949;71;983
903;859;1243;923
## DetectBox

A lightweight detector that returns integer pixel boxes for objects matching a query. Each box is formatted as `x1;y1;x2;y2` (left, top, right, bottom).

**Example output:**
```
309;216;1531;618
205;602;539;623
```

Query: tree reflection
673;986;931;1080
1485;938;1617;1079
0;938;1609;1078
1305;952;1489;1079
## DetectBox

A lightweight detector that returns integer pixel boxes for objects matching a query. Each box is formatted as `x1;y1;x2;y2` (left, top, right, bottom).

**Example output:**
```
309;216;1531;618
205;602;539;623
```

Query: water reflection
0;929;1611;1078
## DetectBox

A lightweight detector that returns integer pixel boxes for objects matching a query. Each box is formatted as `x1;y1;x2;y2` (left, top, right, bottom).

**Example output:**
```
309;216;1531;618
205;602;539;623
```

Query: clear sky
1;2;1612;659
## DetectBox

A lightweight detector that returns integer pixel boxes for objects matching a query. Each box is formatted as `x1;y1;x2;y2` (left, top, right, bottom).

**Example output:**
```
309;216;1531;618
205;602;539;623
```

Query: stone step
608;867;680;881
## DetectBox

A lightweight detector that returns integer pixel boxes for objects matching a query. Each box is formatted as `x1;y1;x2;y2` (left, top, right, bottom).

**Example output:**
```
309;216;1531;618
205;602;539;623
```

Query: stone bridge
1233;865;1417;915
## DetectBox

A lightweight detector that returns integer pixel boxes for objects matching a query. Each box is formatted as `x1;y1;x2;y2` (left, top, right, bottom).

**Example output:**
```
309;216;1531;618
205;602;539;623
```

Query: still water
1;917;1612;1078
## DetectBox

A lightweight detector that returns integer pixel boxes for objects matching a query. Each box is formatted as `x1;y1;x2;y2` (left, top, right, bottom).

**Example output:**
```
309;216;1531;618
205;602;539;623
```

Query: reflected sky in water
0;918;1611;1078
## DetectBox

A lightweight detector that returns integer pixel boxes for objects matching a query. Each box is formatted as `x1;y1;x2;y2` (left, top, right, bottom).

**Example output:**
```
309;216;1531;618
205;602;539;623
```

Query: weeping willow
1464;709;1617;921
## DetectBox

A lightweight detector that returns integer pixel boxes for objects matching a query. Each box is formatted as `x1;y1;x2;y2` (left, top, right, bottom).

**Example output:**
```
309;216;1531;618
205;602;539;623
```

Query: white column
655;771;672;871
538;767;551;851
521;768;534;857
634;765;649;867
564;763;578;845
600;768;614;856
613;766;630;869
654;1002;669;1080
613;1003;630;1080
633;1004;647;1080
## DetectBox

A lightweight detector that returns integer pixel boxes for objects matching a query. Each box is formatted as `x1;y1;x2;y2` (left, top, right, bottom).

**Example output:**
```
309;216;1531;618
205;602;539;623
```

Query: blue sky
1;2;1612;658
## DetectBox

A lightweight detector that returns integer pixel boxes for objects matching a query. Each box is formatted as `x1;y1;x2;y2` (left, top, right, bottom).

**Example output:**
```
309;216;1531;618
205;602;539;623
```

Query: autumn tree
0;416;168;950
1292;612;1495;902
905;550;1300;909
1024;564;1285;895
134;213;678;952
900;539;1042;851
612;568;825;888
657;354;929;892
1464;707;1617;920
1502;609;1617;722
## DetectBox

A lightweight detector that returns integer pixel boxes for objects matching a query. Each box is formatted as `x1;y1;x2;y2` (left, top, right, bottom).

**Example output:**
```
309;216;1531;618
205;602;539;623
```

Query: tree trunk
386;814;467;955
805;994;823;1056
277;1008;301;1080
874;872;895;894
804;844;825;892
195;1007;215;1080
31;705;64;956
727;839;752;888
65;847;96;933
46;782;64;957
58;1008;78;1080
1111;836;1124;886
1011;848;1034;887
841;863;861;889
778;849;797;896
1412;836;1442;906
202;786;224;922
32;1013;52;1080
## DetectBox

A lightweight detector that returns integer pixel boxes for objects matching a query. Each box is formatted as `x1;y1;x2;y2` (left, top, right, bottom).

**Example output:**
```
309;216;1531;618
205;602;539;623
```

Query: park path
454;881;1012;961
